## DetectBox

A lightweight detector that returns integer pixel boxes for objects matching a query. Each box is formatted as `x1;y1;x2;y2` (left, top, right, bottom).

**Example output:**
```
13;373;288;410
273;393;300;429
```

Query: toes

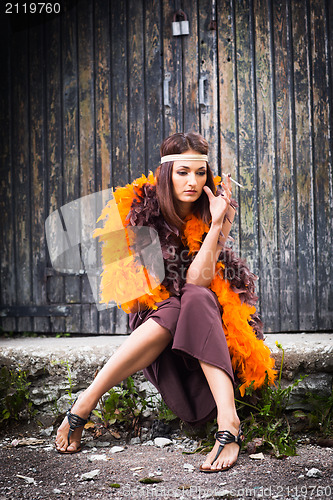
67;442;79;452
55;438;62;448
211;459;221;470
211;459;227;471
55;433;68;451
210;449;235;470
218;455;234;470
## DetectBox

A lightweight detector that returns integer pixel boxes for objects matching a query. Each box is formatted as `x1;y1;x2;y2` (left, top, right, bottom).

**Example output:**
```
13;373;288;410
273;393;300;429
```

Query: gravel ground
0;424;332;500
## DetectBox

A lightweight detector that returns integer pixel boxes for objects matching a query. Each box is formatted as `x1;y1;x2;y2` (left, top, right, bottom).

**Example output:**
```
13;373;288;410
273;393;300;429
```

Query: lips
185;190;197;193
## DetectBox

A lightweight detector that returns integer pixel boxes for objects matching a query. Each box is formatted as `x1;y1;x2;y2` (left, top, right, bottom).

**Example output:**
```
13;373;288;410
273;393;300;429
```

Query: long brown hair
155;132;216;230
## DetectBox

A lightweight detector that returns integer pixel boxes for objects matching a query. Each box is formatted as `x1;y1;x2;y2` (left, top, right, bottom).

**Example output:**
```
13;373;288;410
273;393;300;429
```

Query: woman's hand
203;174;232;227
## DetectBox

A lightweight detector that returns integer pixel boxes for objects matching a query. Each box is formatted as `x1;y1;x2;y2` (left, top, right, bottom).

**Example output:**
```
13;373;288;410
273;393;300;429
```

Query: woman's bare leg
199;361;241;471
55;318;171;452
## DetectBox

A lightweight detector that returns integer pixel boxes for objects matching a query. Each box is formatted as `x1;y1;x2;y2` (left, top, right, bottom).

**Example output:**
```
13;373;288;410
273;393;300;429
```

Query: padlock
180;12;189;35
172;13;181;36
172;10;189;36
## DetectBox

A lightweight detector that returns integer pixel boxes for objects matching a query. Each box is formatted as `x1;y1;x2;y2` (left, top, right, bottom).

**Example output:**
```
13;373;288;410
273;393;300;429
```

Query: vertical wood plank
95;0;112;193
29;22;50;332
62;1;81;333
94;0;112;334
182;0;200;132
128;0;145;180
111;0;130;333
234;0;259;276
78;0;95;199
78;0;98;333
0;18;16;332
82;274;98;334
198;0;219;173
82;304;99;334
255;0;279;332
330;0;333;162
45;13;65;333
272;0;298;331
327;0;333;307
292;0;316;331
111;0;129;187
310;0;333;329
217;0;240;251
217;0;237;176
145;0;163;170
162;0;183;137
12;27;32;332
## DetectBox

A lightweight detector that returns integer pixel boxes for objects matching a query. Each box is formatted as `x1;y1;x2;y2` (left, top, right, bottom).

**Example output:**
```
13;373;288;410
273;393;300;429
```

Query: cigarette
222;172;244;188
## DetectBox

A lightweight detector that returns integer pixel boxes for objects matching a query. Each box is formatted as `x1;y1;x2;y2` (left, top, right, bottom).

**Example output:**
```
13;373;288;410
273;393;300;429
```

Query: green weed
51;359;74;403
0;366;35;425
235;342;307;457
93;376;148;435
156;399;178;423
297;388;333;437
2;331;40;339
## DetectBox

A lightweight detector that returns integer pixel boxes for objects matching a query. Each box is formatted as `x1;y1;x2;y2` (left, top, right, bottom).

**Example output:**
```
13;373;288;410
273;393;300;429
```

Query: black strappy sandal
199;427;244;472
56;398;90;454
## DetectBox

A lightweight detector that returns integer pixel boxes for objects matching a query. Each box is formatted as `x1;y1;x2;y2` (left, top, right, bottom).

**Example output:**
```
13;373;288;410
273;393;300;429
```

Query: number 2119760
5;3;61;14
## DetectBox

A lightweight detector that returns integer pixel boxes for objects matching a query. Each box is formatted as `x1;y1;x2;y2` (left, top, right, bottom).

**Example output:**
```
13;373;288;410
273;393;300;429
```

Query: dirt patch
0;425;332;500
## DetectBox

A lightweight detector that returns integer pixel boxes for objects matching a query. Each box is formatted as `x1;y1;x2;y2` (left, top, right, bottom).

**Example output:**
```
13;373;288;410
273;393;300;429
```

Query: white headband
160;154;208;164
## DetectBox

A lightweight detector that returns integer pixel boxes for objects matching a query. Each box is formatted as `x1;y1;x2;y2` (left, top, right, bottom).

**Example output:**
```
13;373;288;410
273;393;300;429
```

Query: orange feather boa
94;173;276;396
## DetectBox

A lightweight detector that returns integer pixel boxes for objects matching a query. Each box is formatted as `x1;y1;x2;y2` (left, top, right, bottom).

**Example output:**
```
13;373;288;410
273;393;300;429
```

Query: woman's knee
181;282;216;303
180;283;221;317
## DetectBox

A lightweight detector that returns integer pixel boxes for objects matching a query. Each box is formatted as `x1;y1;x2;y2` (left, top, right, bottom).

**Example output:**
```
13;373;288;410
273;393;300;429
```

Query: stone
265;333;333;376
183;463;195;472
80;469;100;481
306;468;323;478
39;426;54;437
214;490;234;498
16;475;36;485
151;420;172;439
249;452;265;460
94;440;111;448
142;409;153;419
142;440;154;446
88;454;107;462
130;437;141;445
83;446;97;453
110;446;125;453
11;437;45;447
154;437;172;448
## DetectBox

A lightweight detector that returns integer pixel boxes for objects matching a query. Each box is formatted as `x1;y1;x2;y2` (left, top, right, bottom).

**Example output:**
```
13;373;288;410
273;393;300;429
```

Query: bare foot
200;419;242;472
55;395;92;453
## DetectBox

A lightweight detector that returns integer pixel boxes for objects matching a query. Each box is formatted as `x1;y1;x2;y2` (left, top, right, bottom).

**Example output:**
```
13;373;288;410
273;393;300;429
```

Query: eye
177;171;188;176
197;171;206;176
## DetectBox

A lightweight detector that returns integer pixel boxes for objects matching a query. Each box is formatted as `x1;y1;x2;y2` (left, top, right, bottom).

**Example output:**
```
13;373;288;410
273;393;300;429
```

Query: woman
55;132;275;472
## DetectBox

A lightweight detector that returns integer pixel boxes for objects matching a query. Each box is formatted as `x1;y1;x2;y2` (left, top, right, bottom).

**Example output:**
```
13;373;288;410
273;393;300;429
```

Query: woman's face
171;149;207;210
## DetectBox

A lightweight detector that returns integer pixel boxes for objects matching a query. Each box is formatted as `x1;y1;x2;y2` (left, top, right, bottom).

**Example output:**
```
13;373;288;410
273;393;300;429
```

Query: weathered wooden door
1;0;332;334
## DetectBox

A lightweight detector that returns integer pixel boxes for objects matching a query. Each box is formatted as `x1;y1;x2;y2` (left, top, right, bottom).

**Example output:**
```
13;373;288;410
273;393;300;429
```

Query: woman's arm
186;177;232;287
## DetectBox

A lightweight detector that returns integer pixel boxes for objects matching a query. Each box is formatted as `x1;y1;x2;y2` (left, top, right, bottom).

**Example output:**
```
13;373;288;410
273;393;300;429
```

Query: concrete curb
0;333;332;418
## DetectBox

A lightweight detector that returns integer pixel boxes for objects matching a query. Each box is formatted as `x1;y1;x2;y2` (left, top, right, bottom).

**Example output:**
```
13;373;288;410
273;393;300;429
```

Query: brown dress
129;282;234;426
126;183;261;425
